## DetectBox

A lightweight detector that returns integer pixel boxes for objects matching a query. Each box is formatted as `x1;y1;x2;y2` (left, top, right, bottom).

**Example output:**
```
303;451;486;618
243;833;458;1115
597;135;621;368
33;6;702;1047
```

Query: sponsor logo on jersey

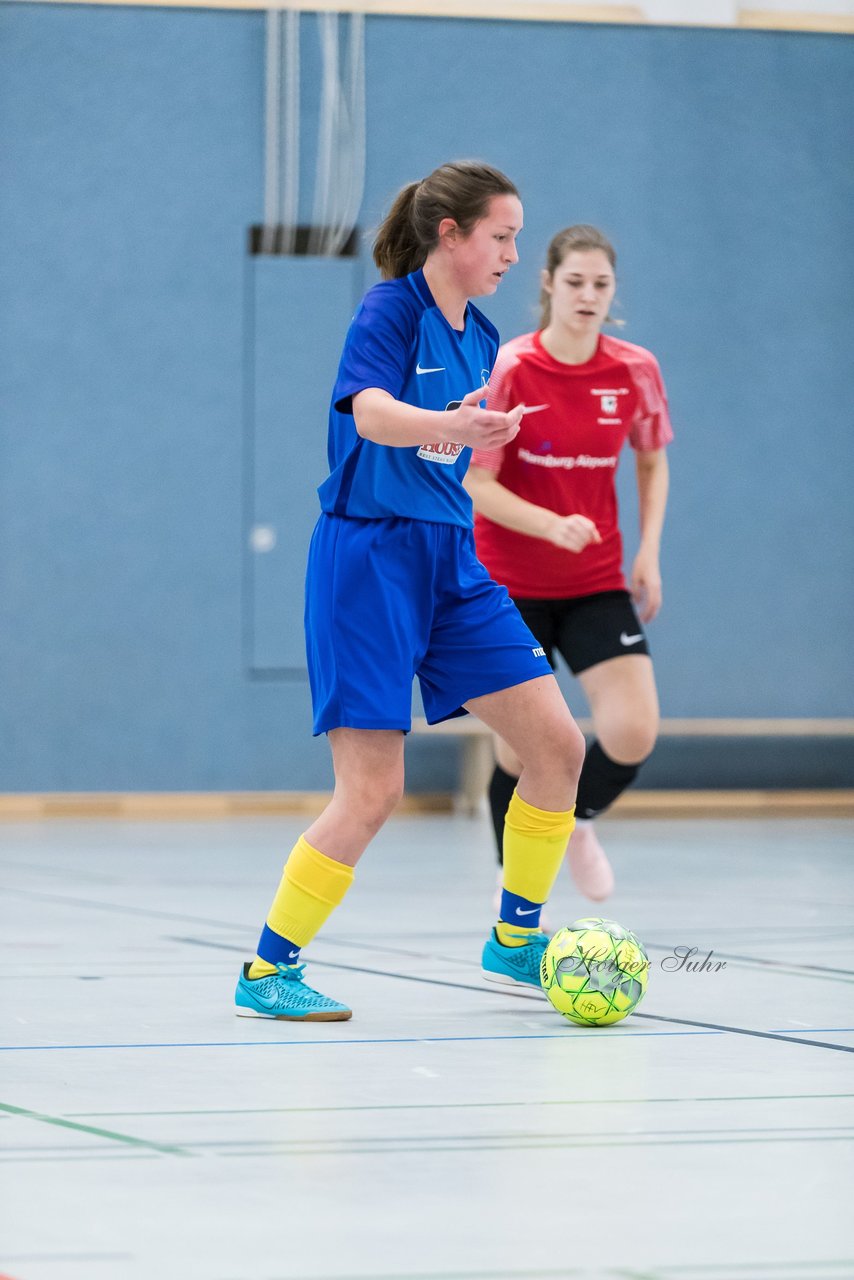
518;448;617;471
532;646;546;658
601;395;618;414
417;398;467;464
418;441;465;465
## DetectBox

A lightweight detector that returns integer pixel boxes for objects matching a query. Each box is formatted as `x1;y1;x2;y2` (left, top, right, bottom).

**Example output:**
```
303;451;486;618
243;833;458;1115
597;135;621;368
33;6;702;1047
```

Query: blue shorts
305;514;552;735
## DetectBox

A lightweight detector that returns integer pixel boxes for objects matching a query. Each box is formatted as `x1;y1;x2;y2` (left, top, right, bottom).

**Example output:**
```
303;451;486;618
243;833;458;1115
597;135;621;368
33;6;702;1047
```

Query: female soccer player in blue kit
235;161;585;1022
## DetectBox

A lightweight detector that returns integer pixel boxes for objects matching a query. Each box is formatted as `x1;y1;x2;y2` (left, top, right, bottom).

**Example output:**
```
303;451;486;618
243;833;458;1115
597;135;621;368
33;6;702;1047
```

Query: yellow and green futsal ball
539;917;649;1026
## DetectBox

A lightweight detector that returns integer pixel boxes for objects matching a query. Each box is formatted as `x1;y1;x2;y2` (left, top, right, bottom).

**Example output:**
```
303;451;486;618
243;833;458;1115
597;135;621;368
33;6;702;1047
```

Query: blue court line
2;1027;851;1054
170;937;854;1053
769;1027;854;1034
642;942;854;979
632;1012;854;1053
0;1029;725;1051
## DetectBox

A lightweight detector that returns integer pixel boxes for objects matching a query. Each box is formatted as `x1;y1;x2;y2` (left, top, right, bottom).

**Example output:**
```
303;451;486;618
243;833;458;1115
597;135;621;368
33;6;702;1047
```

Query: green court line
216;1259;854;1280
213;1132;854;1158
0;1152;158;1164
0;1102;192;1157
193;1122;854;1143
230;1272;605;1280
220;1264;854;1280
67;1091;854;1118
653;1265;854;1276
0;1255;132;1264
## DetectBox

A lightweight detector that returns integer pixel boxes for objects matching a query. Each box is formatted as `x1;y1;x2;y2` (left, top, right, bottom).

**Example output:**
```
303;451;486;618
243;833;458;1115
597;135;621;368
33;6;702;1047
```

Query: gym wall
1;5;852;791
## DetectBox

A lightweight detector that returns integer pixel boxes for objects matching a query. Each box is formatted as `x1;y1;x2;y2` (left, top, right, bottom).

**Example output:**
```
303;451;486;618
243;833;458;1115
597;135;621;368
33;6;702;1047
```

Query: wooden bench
411;716;854;816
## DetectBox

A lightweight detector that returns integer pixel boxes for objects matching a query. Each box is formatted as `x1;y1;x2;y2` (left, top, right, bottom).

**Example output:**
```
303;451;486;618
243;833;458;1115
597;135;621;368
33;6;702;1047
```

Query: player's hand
447;387;523;450
543;513;601;553
630;548;662;622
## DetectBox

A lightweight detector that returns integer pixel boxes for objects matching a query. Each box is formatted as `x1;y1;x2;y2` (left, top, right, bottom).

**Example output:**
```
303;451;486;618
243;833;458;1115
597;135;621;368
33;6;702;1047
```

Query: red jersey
472;331;673;599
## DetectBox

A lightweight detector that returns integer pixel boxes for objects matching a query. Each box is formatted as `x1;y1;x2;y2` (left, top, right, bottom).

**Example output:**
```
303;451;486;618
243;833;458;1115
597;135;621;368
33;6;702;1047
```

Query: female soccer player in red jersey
465;224;672;905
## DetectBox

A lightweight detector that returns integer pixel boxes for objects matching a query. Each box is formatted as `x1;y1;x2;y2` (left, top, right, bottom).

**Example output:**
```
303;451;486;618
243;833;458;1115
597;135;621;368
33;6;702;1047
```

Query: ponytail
373;161;519;281
372;182;424;280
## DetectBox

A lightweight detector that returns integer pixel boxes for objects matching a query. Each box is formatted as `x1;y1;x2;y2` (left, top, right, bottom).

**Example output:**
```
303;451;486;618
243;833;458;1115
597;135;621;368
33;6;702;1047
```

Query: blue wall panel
1;5;852;790
247;256;363;672
363;18;854;719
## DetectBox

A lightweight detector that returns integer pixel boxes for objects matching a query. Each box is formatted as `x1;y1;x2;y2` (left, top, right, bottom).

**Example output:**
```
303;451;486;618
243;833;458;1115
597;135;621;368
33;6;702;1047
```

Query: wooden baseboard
0;789;852;820
0;790;452;820
17;0;854;33
14;1;648;21
412;716;854;737
739;10;854;34
609;789;854;817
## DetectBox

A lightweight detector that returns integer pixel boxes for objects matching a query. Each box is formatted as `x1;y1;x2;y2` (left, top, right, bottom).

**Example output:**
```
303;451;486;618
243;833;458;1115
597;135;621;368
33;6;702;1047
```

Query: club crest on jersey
600;395;618;414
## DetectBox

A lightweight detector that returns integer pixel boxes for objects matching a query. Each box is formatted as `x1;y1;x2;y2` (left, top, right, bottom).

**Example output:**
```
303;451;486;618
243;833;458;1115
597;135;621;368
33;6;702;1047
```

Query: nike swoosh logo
521;404;550;415
515;906;540;916
416;363;445;375
620;632;643;645
250;986;281;1008
287;951;299;959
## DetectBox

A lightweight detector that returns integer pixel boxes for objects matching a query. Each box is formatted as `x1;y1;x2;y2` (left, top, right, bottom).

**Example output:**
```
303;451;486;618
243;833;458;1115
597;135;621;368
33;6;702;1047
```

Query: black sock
575;740;643;820
488;763;518;867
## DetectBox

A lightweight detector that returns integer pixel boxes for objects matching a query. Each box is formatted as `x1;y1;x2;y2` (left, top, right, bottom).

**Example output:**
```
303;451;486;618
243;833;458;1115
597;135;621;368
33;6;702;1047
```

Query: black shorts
512;589;650;676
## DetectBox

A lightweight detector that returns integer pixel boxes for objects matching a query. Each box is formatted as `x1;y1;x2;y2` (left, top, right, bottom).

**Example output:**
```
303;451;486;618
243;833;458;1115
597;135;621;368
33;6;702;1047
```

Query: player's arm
634;448;669;552
353;387;523;450
630;448;669;622
465;465;601;553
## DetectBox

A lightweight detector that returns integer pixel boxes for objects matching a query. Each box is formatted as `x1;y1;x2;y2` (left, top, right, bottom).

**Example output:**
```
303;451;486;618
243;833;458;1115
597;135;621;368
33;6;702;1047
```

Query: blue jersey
317;268;499;526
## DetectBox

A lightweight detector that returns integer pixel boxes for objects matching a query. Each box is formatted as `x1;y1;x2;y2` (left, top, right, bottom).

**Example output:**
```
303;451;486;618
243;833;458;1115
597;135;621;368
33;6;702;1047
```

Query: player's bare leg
236;729;405;1021
305;728;406;866
468;674;583;814
570;654;660;900
469;676;584;989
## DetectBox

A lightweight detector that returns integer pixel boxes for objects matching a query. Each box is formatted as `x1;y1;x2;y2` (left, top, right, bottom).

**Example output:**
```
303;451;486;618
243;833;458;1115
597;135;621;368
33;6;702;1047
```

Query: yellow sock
248;835;354;978
496;790;575;948
494;922;544;948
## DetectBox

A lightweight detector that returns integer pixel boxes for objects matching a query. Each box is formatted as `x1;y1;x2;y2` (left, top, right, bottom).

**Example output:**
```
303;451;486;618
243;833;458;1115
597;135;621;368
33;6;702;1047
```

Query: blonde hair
539;224;620;329
373;161;519;280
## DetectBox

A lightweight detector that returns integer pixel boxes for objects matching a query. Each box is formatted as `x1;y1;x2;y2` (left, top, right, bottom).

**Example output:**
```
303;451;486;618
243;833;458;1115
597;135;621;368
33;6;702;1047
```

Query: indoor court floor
1;812;852;1280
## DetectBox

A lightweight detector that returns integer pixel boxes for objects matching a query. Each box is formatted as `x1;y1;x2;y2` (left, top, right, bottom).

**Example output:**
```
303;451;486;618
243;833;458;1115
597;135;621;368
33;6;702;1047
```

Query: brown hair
373;161;519;280
539;224;619;329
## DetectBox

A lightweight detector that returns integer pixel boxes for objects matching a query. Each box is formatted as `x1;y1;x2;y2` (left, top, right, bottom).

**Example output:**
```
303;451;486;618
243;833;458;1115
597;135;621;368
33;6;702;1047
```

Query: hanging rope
262;8;364;257
328;12;366;257
308;12;339;255
280;9;300;255
263;9;282;253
